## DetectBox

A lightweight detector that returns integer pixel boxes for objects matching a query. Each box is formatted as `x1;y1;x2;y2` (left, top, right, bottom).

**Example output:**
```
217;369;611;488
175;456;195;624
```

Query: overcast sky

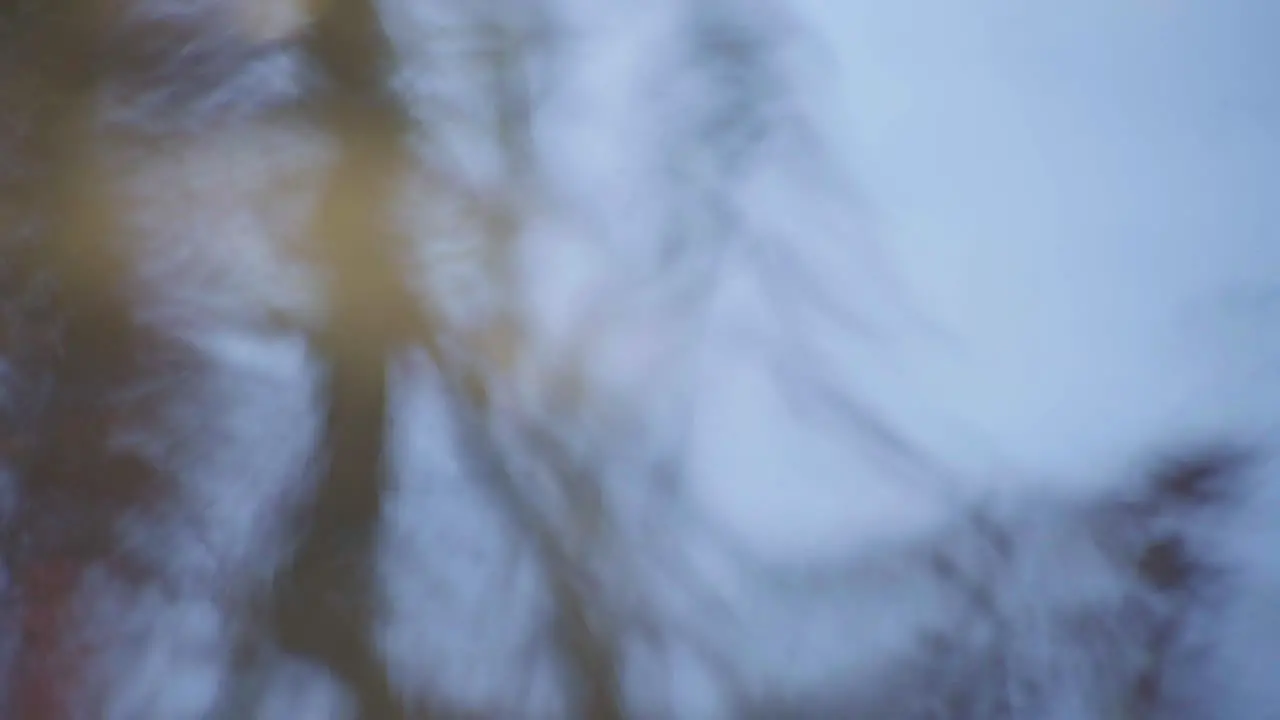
804;0;1280;481
690;0;1280;561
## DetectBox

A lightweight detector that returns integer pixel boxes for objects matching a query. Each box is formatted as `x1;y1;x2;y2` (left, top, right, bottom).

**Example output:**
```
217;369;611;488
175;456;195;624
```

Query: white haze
30;0;1280;717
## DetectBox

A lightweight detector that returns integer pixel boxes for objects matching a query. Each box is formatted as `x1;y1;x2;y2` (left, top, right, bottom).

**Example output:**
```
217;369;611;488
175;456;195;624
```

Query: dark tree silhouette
1;6;172;715
264;1;419;717
0;2;422;716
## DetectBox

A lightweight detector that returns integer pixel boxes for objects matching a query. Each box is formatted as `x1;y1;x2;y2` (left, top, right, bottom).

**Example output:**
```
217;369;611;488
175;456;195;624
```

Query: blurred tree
2;2;1254;719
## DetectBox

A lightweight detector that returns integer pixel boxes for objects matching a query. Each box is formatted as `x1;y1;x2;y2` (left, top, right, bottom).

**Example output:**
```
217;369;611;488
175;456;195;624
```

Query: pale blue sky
798;0;1280;486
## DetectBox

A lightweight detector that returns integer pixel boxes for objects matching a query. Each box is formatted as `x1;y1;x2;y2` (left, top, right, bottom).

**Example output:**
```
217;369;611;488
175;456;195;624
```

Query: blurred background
1;0;1277;717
